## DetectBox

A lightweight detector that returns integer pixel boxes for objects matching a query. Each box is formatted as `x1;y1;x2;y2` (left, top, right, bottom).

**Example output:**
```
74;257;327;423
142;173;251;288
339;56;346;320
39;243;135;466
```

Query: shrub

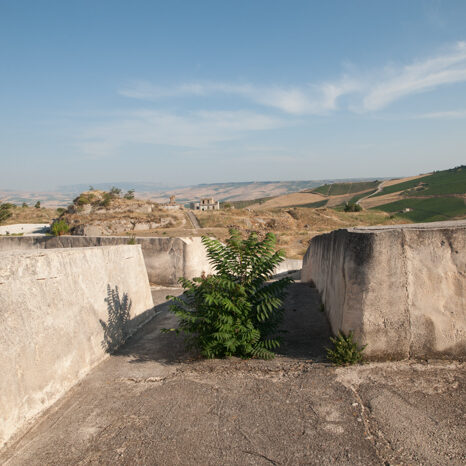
56;207;65;215
127;234;137;245
0;203;13;223
34;201;41;209
344;202;362;212
75;195;91;205
164;229;293;359
51;219;70;236
124;189;135;200
326;331;366;366
109;186;121;198
22;202;28;208
100;192;112;207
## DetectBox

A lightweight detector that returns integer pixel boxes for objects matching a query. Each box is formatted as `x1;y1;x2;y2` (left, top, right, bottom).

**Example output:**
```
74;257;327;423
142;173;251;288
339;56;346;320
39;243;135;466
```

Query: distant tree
124;189;135;200
22;202;28;208
109;187;121;198
34;201;41;209
89;185;95;191
344;202;362;212
0;203;15;223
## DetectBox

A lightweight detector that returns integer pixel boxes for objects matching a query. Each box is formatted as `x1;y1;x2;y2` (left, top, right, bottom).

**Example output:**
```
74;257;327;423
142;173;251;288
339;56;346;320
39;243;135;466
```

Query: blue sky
1;0;465;190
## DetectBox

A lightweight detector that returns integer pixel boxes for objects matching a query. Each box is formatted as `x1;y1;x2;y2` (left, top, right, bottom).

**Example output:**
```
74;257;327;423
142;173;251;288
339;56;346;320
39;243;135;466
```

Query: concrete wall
0;235;214;285
0;246;154;448
302;221;466;360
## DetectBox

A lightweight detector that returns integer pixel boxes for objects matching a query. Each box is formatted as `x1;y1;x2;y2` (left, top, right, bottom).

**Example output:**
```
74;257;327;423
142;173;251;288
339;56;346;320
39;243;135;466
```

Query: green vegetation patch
289;199;328;208
375;166;465;198
313;181;379;196
373;196;466;223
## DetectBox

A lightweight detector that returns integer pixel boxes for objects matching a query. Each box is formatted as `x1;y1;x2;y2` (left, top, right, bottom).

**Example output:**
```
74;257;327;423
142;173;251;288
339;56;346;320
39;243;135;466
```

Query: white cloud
119;41;466;114
79;109;289;157
362;41;466;110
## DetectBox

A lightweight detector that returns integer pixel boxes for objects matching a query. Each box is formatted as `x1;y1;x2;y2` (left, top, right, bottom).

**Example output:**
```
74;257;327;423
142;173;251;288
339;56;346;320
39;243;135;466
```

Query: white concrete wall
302;221;466;360
0;235;214;285
0;246;154;448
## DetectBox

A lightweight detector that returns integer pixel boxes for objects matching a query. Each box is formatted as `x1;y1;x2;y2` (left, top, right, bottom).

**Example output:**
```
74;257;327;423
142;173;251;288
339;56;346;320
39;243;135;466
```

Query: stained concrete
0;235;214;285
302;220;466;360
1;284;464;465
0;246;154;448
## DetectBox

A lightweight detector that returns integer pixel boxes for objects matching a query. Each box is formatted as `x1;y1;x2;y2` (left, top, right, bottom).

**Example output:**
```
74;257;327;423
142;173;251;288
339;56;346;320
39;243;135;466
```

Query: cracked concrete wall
302;221;466;360
0;246;154;448
0;235;213;285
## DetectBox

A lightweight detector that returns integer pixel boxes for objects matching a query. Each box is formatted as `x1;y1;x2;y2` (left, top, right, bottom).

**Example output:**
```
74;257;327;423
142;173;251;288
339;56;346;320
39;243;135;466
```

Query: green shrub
164;229;293;359
0;203;13;223
100;192;112;207
56;207;65;215
75;195;91;205
22;202;28;208
326;331;366;366
109;186;121;198
124;189;135;200
51;219;70;236
34;201;41;209
127;234;137;245
344;202;362;212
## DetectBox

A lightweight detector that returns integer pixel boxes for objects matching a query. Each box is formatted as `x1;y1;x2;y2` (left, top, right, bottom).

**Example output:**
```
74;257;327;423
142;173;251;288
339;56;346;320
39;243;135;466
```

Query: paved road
1;284;464;465
186;211;201;229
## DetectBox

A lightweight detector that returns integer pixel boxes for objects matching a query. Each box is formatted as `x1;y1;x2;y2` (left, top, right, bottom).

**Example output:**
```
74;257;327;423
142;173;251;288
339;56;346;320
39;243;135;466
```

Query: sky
1;0;466;190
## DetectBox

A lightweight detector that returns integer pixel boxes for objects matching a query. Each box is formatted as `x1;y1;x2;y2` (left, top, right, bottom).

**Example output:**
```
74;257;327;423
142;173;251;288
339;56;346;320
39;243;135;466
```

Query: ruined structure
190;197;220;211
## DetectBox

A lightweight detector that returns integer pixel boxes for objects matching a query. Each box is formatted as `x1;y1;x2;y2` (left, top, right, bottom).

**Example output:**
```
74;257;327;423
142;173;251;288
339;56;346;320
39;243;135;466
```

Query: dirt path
186;211;201;229
1;285;464;465
356;181;386;205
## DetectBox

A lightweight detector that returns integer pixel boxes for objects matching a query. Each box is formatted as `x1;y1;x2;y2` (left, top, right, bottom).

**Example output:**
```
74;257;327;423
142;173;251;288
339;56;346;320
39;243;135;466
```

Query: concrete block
302;221;466;360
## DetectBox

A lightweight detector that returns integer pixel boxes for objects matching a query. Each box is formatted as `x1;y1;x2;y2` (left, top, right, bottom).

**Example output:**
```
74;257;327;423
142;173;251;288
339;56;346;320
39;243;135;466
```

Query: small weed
326;331;366;366
127;235;137;245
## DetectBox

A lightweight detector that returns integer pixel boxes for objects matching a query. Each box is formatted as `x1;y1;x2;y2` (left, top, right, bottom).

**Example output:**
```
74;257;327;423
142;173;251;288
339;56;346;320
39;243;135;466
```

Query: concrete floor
1;284;465;465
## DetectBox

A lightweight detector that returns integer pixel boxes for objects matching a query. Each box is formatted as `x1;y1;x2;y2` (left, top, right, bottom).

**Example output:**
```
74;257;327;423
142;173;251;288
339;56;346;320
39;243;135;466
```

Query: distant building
190;198;220;211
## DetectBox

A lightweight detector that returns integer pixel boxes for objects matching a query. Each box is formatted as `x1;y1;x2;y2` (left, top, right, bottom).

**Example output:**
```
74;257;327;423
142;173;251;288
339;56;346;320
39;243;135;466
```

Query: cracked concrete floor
1;284;465;465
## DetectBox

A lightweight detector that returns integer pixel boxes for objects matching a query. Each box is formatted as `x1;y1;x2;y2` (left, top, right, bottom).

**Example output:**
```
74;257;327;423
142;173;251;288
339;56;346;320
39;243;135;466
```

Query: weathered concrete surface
302;220;466;360
0;235;214;285
0;224;50;236
1;285;464;465
0;246;154;448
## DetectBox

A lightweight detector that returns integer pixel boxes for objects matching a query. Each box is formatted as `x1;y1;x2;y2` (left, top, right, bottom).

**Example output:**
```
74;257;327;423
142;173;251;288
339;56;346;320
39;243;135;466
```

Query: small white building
190;198;220;211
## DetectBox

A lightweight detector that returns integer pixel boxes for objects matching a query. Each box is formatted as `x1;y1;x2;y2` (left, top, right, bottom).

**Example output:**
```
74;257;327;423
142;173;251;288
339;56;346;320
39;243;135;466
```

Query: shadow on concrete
114;282;331;364
275;282;331;361
100;285;132;354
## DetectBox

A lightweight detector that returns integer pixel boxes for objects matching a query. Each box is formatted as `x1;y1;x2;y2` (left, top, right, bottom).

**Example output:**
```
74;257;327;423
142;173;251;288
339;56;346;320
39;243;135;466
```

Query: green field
373;197;466;223
375;166;465;197
289;199;328;209
312;181;379;196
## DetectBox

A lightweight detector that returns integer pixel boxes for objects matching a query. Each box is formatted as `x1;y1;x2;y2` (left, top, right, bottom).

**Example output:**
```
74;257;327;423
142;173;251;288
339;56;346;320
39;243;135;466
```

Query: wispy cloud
79;109;289;157
362;41;466;110
119;41;466;114
415;109;466;119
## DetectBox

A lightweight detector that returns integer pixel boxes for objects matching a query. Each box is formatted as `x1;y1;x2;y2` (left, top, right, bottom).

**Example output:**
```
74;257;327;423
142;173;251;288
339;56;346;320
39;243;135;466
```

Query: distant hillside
310;180;380;196
362;166;466;223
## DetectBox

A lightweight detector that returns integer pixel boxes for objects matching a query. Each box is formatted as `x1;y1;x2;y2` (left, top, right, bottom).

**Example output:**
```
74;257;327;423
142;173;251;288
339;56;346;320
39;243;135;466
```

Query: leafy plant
127;234;137;245
109;186;121;198
124;189;135;200
22;202;28;208
51;219;70;236
344;202;362;212
100;192;112;207
326;331;366;366
0;203;14;223
164;229;293;359
34;201;41;209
